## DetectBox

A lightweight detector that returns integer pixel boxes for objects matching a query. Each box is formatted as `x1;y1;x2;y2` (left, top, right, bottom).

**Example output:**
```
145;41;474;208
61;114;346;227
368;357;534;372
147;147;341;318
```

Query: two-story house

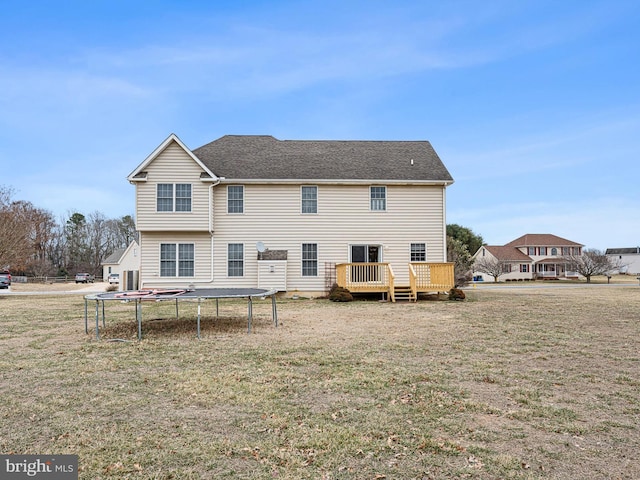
127;134;455;300
472;234;584;282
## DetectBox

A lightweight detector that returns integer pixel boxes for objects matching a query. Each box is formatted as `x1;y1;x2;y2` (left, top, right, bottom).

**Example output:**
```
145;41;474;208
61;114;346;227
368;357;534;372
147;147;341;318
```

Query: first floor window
502;263;512;273
160;243;194;277
228;243;244;276
520;264;530;272
370;186;386;211
302;243;318;276
410;243;426;262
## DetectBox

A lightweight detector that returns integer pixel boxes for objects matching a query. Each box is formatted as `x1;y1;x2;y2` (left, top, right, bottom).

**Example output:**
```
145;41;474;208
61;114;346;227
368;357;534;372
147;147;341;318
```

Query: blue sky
1;0;639;250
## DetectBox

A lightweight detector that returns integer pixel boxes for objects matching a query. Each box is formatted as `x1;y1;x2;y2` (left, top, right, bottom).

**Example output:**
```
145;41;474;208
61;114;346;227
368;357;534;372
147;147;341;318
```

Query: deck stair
394;285;415;302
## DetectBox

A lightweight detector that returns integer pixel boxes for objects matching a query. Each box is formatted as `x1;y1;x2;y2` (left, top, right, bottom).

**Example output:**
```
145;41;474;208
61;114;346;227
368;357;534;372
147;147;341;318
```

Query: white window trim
410;242;427;262
227;185;244;214
301;242;319;277
159;242;195;277
227;242;245;277
156;183;192;213
369;186;387;212
300;185;318;214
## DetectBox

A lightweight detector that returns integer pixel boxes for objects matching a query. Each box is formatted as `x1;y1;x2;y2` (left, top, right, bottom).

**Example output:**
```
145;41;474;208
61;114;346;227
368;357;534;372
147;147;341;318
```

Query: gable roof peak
128;133;218;182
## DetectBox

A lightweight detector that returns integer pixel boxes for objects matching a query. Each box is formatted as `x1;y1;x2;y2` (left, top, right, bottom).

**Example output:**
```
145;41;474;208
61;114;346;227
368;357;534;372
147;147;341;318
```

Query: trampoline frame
84;288;278;340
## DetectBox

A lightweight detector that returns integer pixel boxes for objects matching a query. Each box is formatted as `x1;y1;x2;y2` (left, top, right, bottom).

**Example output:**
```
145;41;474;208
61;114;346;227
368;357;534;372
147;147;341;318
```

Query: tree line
0;186;136;277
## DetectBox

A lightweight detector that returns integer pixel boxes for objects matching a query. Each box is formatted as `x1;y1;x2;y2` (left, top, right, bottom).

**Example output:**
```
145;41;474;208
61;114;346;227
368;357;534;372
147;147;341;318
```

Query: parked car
108;273;119;284
75;273;95;283
0;271;11;289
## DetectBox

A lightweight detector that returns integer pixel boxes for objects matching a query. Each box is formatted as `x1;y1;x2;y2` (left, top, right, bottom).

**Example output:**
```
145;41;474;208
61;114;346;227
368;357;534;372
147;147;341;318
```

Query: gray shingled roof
102;248;126;264
192;135;453;182
606;247;640;255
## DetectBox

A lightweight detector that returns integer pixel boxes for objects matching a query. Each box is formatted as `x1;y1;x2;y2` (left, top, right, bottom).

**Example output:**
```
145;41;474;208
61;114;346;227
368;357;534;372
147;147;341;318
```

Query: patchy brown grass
1;285;639;479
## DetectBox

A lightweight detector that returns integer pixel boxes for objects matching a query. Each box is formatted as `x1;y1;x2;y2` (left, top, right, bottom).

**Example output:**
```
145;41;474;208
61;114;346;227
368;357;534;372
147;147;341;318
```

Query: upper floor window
528;247;535;255
228;186;244;214
370;186;386;211
410;243;426;262
301;186;317;214
551;247;558;255
562;247;570;255
302;243;318;276
175;184;192;212
539;247;547;255
160;243;194;277
228;243;244;277
157;183;191;212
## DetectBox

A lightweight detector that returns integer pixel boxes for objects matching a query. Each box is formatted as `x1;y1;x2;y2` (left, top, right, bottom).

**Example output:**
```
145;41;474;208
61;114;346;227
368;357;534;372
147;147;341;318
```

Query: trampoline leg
272;294;278;328
216;298;219;317
95;300;100;340
84;298;88;334
197;297;202;339
137;299;142;340
102;300;106;328
175;299;179;319
247;297;252;334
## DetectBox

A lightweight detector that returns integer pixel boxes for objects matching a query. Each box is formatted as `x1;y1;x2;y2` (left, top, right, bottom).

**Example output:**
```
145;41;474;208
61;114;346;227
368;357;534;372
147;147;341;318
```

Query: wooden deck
335;262;454;302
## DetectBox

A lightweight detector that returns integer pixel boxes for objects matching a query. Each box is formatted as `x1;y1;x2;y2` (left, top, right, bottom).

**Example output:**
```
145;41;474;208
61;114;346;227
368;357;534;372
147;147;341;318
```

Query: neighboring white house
101;240;140;282
472;234;584;282
605;247;640;274
127;134;455;298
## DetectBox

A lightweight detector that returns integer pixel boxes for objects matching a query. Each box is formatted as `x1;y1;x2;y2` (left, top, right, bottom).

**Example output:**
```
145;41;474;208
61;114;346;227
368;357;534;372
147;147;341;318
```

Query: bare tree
473;256;510;282
563;248;622;283
0;186;53;273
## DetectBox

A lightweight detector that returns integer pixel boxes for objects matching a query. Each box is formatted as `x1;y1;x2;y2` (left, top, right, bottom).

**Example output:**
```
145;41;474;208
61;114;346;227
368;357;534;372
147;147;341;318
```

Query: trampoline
84;288;278;340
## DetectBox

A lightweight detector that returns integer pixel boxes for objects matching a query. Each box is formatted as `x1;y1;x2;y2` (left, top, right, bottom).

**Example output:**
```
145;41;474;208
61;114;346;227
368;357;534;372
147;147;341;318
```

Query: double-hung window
175;184;192;212
410;243;426;262
302;243;318;276
370;186;386;211
228;243;244;276
301;186;317;214
160;243;194;277
228;186;244;214
157;184;192;212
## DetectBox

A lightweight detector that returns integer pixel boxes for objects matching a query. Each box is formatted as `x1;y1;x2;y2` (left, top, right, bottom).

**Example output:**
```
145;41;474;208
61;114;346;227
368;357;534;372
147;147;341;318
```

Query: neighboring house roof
505;234;583;247
103;248;126;265
192;135;454;183
483;246;532;262
606;247;640;255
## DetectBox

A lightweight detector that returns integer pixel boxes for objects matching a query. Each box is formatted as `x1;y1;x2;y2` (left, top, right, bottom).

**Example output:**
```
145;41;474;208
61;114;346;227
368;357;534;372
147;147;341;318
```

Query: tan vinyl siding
135;142;210;232
139;232;212;288
210;183;446;290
